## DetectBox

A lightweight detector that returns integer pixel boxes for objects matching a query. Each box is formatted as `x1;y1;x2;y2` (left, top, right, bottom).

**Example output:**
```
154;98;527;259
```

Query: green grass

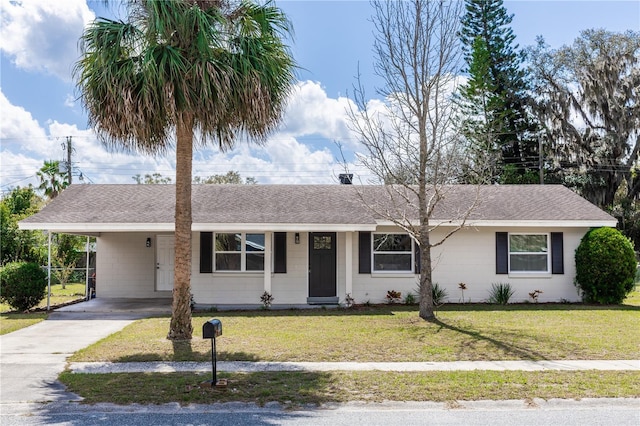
625;285;640;305
61;288;640;405
0;282;86;334
0;312;48;335
71;300;640;363
59;370;640;407
0;282;86;313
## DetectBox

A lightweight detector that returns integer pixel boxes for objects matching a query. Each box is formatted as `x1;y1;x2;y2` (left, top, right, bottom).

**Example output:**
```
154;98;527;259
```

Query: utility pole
538;136;544;185
64;136;73;184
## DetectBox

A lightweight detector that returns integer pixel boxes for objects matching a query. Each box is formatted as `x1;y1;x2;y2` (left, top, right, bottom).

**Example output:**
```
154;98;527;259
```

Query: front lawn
64;289;640;405
0;282;87;313
0;282;86;334
0;312;48;335
59;370;640;406
71;301;640;363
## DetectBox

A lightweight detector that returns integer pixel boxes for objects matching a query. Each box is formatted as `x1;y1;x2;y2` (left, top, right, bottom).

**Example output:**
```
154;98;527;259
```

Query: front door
156;235;174;291
308;232;337;298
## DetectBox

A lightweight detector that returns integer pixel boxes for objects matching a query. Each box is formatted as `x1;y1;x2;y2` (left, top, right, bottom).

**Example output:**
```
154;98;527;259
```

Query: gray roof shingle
19;184;615;231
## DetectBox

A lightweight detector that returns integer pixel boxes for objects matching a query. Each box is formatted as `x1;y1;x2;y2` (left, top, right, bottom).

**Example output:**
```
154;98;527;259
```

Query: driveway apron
0;311;142;403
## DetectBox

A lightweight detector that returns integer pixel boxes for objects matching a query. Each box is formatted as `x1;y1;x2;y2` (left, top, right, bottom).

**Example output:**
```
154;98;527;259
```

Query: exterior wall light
146;237;152;248
295;233;300;244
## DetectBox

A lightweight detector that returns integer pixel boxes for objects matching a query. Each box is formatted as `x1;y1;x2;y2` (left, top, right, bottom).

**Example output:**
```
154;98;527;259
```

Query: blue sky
1;0;639;192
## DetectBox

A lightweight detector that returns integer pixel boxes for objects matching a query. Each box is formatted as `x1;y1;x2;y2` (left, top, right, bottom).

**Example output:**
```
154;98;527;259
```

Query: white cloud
0;0;94;81
1;78;373;191
282;81;359;148
64;94;76;108
0;89;47;143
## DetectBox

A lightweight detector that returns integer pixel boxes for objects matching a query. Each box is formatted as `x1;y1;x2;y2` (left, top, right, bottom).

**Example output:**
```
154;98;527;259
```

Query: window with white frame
215;233;265;272
509;233;549;273
372;233;413;272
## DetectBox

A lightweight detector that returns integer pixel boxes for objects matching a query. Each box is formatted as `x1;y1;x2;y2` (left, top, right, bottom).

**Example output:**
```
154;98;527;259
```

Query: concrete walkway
0;311;143;403
69;359;640;374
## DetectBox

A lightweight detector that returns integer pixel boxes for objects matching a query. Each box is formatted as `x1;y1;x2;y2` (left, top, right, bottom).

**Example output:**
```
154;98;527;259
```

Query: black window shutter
496;232;508;274
359;231;371;273
551;232;564;274
274;232;287;273
414;241;421;274
200;232;213;273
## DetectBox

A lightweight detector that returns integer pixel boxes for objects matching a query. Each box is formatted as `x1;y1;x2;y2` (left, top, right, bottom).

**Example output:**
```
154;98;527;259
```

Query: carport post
85;236;90;300
47;230;51;311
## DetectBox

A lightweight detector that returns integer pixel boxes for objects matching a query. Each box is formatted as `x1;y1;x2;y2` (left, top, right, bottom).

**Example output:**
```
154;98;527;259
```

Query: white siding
191;232;310;305
96;227;590;304
430;226;584;303
96;233;170;298
270;232;309;304
351;226;587;304
351;226;416;304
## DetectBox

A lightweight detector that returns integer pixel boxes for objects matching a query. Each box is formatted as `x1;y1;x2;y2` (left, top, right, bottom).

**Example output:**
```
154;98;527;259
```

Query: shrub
260;291;274;309
0;262;47;311
432;283;448;306
344;293;355;308
528;289;543;303
385;290;402;304
575;227;636;304
403;292;416;305
488;282;514;305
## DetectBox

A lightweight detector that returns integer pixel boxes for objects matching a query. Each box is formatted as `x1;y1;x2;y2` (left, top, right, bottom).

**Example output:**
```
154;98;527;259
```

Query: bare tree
346;0;477;320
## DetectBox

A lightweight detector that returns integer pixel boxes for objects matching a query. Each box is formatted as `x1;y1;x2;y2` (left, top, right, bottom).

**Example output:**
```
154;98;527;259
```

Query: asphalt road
2;399;639;426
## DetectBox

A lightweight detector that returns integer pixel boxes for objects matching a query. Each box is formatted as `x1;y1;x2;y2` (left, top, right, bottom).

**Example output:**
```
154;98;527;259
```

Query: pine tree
459;0;538;183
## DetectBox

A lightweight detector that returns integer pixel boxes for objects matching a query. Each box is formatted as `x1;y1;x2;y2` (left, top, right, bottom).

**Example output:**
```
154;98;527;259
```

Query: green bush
575;227;636;304
0;262;47;311
488;282;515;305
432;283;448;306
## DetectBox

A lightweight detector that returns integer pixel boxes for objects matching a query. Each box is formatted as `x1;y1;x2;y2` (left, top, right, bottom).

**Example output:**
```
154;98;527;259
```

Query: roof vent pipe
339;174;353;185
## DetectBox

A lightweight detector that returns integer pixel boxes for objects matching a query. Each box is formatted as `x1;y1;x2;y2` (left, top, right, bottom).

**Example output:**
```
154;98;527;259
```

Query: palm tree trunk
168;112;194;341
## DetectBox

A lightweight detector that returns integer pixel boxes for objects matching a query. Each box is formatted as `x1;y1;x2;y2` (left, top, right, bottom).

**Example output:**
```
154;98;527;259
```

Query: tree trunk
418;209;434;320
168;112;194;341
417;123;434;321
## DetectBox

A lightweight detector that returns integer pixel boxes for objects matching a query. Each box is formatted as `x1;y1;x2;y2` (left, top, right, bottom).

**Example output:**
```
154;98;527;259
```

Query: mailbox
203;319;222;339
202;319;226;387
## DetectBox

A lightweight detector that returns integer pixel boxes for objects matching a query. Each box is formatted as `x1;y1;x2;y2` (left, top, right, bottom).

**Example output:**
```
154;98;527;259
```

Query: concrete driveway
0;298;170;404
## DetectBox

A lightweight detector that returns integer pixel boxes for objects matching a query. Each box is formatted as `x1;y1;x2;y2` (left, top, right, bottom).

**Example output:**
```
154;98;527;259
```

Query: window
215;233;264;272
313;235;332;250
509;234;549;273
372;233;413;272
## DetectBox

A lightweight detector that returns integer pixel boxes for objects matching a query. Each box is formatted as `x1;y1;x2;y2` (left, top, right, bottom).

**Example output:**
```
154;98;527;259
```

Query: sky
1;0;639;193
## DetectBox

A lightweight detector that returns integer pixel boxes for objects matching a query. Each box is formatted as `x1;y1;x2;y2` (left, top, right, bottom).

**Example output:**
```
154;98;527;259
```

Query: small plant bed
59;370;640;407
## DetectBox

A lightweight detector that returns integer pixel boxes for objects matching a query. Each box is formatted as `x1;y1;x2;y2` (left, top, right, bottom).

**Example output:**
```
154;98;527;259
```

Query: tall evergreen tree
459;0;538;183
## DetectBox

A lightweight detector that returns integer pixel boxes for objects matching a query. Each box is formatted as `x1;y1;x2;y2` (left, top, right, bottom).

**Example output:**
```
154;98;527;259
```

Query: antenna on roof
339;174;353;185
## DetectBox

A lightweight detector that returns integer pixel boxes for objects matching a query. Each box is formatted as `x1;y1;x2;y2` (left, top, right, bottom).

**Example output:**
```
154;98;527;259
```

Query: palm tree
37;160;69;200
75;0;296;340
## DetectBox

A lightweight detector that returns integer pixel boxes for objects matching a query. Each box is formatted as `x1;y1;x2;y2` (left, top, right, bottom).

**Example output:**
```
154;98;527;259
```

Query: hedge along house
19;184;616;306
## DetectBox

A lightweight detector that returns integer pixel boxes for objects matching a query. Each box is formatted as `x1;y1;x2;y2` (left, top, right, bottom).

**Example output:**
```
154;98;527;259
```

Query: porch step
306;297;340;305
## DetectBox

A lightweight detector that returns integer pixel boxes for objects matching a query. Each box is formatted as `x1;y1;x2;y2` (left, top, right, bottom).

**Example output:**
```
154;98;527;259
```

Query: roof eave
18;223;175;233
376;219;618;228
19;222;378;233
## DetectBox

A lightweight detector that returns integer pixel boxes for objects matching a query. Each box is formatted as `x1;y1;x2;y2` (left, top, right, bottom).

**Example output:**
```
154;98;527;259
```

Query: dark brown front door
308;232;337;297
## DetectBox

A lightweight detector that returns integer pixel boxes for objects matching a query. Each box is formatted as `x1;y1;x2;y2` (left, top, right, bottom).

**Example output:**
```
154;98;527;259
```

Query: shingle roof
19;184;616;232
